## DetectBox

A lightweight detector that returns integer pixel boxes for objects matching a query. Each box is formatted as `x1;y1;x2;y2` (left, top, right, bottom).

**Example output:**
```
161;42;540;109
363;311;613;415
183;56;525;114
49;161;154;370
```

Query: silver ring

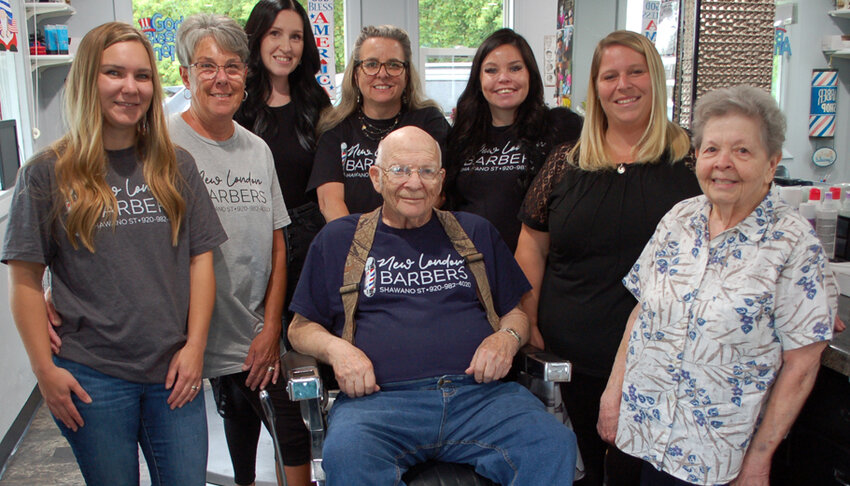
191;385;199;391
267;366;276;373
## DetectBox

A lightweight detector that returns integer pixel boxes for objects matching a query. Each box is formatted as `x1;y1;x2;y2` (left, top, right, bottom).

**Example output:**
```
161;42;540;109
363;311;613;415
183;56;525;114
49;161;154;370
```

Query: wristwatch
500;327;522;345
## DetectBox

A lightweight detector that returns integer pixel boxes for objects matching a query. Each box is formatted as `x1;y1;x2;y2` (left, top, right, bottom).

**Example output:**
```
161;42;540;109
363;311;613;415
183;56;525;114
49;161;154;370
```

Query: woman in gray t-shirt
2;23;225;485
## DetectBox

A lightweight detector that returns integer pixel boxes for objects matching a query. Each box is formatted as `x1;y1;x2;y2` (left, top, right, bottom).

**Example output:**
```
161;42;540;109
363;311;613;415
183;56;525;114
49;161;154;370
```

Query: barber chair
271;346;582;486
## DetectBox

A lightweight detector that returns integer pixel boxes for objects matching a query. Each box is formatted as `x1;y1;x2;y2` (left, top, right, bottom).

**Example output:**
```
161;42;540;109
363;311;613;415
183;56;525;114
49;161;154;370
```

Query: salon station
0;0;849;485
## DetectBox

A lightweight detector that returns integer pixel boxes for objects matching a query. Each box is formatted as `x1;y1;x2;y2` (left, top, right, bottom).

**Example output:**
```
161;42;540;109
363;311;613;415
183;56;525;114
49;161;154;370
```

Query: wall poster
308;0;336;99
0;0;19;52
556;0;574;108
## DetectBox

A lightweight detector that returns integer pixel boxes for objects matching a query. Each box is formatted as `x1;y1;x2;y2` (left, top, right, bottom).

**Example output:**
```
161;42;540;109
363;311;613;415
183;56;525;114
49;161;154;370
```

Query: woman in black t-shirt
232;1;331;485
515;31;701;486
445;29;581;252
308;25;450;221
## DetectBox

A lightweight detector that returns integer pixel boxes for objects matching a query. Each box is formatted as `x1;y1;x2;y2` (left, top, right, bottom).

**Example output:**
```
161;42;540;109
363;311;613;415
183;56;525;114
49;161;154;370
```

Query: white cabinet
24;2;75;72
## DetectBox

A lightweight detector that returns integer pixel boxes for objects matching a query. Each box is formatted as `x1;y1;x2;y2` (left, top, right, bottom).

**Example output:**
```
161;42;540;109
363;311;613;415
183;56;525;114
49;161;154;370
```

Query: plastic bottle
842;189;850;218
799;187;821;230
816;192;839;259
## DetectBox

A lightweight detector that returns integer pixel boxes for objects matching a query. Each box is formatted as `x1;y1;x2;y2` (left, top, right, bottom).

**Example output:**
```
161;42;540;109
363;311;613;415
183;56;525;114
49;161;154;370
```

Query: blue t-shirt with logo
290;211;531;385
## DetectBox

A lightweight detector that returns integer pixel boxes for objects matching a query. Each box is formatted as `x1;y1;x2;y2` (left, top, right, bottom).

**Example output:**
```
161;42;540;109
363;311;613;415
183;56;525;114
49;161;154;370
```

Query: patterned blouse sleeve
773;228;838;349
518;142;574;231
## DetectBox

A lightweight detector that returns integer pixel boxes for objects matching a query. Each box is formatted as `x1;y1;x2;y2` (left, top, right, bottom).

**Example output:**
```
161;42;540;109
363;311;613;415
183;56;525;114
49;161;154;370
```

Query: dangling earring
357;91;362;105
137;117;149;136
243;90;248;101
183;89;191;100
401;90;409;106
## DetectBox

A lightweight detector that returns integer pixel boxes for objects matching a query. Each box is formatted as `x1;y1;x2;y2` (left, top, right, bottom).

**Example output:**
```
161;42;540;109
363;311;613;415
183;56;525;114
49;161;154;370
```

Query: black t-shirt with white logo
451;107;581;251
308;107;450;215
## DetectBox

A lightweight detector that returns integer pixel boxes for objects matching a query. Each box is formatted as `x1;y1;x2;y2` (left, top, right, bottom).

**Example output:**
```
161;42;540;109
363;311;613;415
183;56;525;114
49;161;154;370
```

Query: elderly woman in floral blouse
598;85;838;486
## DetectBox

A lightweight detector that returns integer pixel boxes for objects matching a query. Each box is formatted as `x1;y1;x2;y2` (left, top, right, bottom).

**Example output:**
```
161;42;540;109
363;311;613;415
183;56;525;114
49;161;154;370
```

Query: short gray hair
176;13;249;66
692;85;786;157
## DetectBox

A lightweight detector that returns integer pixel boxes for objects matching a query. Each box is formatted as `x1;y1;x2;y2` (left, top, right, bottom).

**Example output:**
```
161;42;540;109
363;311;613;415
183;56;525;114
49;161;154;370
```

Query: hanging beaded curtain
673;0;774;128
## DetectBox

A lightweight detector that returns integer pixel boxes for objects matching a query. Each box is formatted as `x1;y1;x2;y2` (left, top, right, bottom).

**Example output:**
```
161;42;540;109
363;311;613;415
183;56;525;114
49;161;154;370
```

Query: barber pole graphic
810;69;838;138
363;257;376;297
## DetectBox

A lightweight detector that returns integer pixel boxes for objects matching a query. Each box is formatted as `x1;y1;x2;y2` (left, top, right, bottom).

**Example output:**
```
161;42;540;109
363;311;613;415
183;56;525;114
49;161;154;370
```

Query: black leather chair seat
404;461;498;486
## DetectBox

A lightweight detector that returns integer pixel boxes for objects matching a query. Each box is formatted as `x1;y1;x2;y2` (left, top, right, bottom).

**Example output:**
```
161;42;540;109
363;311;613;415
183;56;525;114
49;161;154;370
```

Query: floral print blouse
617;186;837;485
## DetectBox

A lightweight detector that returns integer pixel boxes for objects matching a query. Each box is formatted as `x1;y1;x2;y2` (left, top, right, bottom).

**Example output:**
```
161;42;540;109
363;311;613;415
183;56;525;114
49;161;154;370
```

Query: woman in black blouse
232;1;331;484
445;29;581;252
514;30;701;486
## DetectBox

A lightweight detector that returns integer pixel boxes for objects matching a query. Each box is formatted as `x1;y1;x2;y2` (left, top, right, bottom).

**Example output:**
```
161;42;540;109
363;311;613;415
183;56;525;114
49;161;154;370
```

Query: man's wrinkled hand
328;339;380;397
465;331;518;383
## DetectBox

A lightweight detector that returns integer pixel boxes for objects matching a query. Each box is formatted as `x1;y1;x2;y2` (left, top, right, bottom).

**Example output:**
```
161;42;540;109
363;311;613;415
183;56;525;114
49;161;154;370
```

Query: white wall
779;0;850;183
346;0;421;66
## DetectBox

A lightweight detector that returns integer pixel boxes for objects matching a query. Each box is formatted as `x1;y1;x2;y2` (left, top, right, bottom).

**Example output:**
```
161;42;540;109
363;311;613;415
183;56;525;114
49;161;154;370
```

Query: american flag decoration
0;0;19;52
138;17;155;33
809;69;838;138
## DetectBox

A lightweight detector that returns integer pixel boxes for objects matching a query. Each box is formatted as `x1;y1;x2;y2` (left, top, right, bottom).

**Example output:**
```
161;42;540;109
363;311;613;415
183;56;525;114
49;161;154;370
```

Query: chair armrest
283;350;324;401
515;344;572;382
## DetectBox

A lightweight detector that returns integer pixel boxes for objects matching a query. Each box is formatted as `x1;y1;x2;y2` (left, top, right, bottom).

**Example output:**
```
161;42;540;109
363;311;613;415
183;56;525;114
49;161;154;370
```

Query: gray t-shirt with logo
169;114;290;378
1;146;227;383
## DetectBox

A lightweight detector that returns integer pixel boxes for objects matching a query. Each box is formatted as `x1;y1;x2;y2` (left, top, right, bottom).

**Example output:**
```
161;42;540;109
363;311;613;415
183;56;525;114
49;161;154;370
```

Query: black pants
640;460;729;485
560;372;642;486
282;201;325;329
210;371;310;485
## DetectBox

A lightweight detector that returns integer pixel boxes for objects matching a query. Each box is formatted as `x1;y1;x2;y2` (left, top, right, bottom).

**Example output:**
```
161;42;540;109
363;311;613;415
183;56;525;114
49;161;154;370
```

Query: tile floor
0;385;280;486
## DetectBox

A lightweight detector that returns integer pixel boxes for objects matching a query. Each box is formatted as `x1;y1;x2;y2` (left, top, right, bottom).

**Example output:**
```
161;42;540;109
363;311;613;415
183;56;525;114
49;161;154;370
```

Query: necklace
617;163;626;174
358;109;401;141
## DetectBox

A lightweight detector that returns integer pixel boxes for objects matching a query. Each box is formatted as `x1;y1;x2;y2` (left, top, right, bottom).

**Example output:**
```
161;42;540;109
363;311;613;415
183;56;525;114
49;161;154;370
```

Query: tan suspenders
339;208;500;345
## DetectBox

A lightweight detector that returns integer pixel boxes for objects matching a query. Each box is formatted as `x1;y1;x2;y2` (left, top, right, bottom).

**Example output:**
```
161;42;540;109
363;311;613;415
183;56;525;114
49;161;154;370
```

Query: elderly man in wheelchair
282;126;577;486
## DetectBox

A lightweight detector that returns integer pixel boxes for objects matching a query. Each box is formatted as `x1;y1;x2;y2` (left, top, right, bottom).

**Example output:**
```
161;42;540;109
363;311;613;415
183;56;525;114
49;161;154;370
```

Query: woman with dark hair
308;25;450;222
229;1;331;484
445;28;581;251
237;0;330;320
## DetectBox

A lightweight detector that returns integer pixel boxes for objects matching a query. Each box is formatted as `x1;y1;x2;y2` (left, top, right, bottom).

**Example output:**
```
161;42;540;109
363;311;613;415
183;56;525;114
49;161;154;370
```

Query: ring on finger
191;385;199;391
267;366;276;373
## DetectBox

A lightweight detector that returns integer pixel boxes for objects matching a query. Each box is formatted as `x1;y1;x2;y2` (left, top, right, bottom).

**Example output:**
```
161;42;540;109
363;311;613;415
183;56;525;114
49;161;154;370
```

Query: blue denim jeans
52;357;208;486
323;375;577;486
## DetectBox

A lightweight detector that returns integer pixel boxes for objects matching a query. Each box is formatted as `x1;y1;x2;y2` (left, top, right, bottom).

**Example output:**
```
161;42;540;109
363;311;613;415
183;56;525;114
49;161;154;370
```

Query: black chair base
404;461;498;486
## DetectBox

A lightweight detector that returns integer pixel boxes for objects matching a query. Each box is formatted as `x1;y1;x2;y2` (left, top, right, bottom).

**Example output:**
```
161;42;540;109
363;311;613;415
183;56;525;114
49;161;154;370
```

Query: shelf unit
30;54;74;72
828;9;850;19
24;3;75;73
824;10;850;59
24;2;75;21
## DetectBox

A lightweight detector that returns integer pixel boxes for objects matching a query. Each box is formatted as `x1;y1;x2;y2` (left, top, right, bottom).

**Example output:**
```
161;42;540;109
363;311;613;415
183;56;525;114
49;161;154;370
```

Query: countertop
822;290;850;377
823;319;850;377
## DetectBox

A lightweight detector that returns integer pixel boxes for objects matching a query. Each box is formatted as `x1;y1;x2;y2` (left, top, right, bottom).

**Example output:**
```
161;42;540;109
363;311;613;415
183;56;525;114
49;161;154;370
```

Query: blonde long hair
54;22;184;251
571;30;689;171
317;25;440;134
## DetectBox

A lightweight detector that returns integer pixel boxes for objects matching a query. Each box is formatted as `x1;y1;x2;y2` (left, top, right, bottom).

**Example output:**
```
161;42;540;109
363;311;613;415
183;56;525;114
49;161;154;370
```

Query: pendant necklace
359;109;401;141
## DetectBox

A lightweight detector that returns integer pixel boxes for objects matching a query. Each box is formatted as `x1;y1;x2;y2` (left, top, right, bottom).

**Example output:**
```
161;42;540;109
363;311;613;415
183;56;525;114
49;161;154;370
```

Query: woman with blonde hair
308;24;449;221
514;30;701;486
2;22;225;485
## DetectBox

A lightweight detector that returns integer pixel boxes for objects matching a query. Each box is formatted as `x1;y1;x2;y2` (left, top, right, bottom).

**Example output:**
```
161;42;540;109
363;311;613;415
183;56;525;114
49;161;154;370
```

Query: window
625;0;679;120
132;0;345;108
418;0;503;118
